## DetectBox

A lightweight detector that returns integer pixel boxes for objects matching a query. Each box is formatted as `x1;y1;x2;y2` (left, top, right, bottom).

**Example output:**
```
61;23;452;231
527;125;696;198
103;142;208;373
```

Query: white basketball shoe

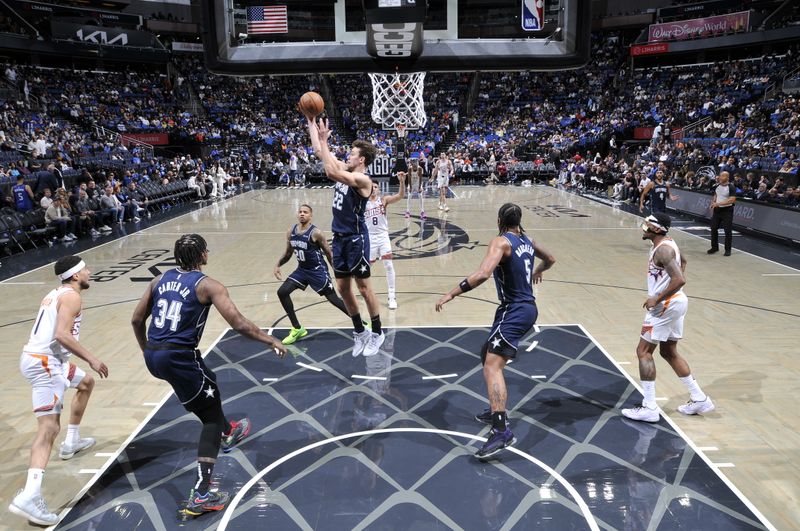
353;330;371;357
9;490;59;526
60;437;96;459
363;332;385;357
678;396;715;416
621;405;660;423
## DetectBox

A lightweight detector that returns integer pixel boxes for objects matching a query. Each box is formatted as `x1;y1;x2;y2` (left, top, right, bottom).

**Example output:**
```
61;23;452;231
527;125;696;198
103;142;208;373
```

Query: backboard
199;0;591;75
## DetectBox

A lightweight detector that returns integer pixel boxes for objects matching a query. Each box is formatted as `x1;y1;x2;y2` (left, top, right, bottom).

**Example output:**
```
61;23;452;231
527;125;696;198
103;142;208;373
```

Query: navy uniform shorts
483;302;538;361
144;345;220;412
288;267;334;294
332;232;371;279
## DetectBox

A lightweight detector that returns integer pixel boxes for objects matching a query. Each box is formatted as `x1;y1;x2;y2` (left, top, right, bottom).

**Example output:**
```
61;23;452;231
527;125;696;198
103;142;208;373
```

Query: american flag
247;5;288;34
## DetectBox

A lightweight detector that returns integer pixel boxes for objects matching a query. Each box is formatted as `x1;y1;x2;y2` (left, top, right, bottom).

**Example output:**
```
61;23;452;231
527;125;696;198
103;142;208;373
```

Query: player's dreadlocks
174;234;208;271
498;203;524;235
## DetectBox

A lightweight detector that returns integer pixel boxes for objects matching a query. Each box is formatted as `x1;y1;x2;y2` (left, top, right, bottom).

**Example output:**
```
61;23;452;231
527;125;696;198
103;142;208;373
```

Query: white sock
23;468;44;497
66;424;80;446
642;381;657;409
406;193;411;212
679;375;706;402
384;260;396;299
419;194;424;211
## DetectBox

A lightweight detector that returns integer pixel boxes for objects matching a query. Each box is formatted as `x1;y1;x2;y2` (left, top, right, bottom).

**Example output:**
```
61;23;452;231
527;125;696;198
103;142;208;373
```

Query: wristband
459;279;472;293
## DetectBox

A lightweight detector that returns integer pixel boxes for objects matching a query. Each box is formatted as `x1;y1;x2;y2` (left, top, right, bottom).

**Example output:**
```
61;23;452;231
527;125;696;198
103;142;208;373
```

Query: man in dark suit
35;164;64;195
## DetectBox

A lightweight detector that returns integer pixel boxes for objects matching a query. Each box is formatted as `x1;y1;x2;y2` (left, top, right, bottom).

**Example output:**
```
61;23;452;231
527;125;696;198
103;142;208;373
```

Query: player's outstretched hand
90;358;109;378
273;265;282;280
272;341;287;358
435;293;453;312
533;271;544;284
317;118;331;142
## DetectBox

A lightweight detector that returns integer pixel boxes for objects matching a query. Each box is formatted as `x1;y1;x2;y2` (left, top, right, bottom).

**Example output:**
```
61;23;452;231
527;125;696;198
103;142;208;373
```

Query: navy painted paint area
56;327;768;530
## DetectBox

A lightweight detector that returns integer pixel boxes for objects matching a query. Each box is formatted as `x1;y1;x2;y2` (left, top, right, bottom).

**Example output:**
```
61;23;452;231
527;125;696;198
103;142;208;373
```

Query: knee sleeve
194;400;224;458
277;281;297;305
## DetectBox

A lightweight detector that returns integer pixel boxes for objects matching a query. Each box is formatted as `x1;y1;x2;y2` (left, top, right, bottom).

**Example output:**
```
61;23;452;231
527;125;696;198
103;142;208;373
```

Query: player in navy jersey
307;117;385;358
436;204;556;459
274;204;352;345
131;234;286;517
13;174;35;213
639;170;677;214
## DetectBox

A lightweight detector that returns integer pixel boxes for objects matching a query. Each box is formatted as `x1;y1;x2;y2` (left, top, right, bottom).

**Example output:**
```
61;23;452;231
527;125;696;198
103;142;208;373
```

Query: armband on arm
459;278;472;293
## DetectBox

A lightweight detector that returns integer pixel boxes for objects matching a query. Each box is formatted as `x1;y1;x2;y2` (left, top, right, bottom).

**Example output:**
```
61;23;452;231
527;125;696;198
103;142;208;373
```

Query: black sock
351;314;365;333
196;461;214;495
491;411;507;431
371;315;382;336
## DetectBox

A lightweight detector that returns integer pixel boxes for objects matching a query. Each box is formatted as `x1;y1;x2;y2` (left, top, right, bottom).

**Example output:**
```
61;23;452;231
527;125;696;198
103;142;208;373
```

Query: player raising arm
306;117;385;357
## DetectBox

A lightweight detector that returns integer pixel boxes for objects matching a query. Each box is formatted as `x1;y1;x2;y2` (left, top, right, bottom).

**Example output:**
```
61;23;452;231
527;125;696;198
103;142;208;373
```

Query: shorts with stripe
369;234;392;262
484;302;538;359
332;232;371;279
641;294;687;343
288;267;334;294
144;345;220;412
20;352;85;417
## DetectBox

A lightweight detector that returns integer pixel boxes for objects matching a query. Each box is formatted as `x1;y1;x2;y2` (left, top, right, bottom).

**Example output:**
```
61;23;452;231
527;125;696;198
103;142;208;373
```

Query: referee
708;171;736;256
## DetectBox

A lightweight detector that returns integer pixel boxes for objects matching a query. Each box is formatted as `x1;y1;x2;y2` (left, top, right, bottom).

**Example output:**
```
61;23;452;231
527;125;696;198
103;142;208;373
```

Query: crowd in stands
2;27;800;254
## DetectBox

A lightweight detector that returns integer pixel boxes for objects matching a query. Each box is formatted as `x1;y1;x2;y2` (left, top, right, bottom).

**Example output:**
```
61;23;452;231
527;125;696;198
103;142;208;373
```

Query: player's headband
642;215;668;233
59;260;86;280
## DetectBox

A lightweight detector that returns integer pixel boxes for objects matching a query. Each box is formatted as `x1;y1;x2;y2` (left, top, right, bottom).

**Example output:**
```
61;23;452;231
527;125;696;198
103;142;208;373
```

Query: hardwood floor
0;185;796;530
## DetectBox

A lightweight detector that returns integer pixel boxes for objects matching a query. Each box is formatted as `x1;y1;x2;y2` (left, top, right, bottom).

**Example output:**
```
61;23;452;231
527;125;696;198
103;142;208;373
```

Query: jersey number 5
524;258;532;285
154;299;183;331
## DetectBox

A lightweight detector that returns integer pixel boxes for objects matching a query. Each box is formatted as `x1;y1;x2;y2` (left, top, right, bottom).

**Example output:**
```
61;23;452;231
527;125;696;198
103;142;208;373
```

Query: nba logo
522;0;544;31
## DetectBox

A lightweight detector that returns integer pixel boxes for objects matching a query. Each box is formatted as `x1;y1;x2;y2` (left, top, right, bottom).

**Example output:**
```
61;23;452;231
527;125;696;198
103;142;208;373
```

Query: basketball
298;91;324;118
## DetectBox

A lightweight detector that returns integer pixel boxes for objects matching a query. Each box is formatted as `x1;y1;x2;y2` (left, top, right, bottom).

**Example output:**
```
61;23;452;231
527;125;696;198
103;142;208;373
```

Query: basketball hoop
368;71;427;130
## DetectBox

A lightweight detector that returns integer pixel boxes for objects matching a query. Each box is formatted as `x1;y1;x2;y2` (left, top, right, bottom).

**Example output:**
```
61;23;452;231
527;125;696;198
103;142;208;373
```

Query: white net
368;71;427;130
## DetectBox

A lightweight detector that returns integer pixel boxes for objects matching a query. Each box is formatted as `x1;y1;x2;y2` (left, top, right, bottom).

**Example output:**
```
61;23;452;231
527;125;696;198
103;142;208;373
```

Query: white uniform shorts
641;294;687;344
369;234;392;261
20;352;85;416
437;175;450;189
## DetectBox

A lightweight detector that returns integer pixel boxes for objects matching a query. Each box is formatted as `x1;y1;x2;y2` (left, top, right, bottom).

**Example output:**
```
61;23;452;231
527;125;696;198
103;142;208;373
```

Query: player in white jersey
622;214;714;423
366;173;405;309
404;158;426;220
431;152;454;212
10;256;108;527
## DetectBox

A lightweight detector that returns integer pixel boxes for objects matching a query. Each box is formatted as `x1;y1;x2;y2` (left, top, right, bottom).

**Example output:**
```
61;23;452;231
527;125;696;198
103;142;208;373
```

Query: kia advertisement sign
648;11;750;42
51;21;158;47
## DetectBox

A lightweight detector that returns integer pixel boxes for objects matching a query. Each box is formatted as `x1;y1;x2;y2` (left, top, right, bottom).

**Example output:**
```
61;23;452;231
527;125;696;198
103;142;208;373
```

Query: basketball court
2;0;799;528
1;185;797;530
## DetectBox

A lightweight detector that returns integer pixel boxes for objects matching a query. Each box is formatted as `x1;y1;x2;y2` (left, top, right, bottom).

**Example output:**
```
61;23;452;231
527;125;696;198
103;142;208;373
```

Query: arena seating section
1;28;798;256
